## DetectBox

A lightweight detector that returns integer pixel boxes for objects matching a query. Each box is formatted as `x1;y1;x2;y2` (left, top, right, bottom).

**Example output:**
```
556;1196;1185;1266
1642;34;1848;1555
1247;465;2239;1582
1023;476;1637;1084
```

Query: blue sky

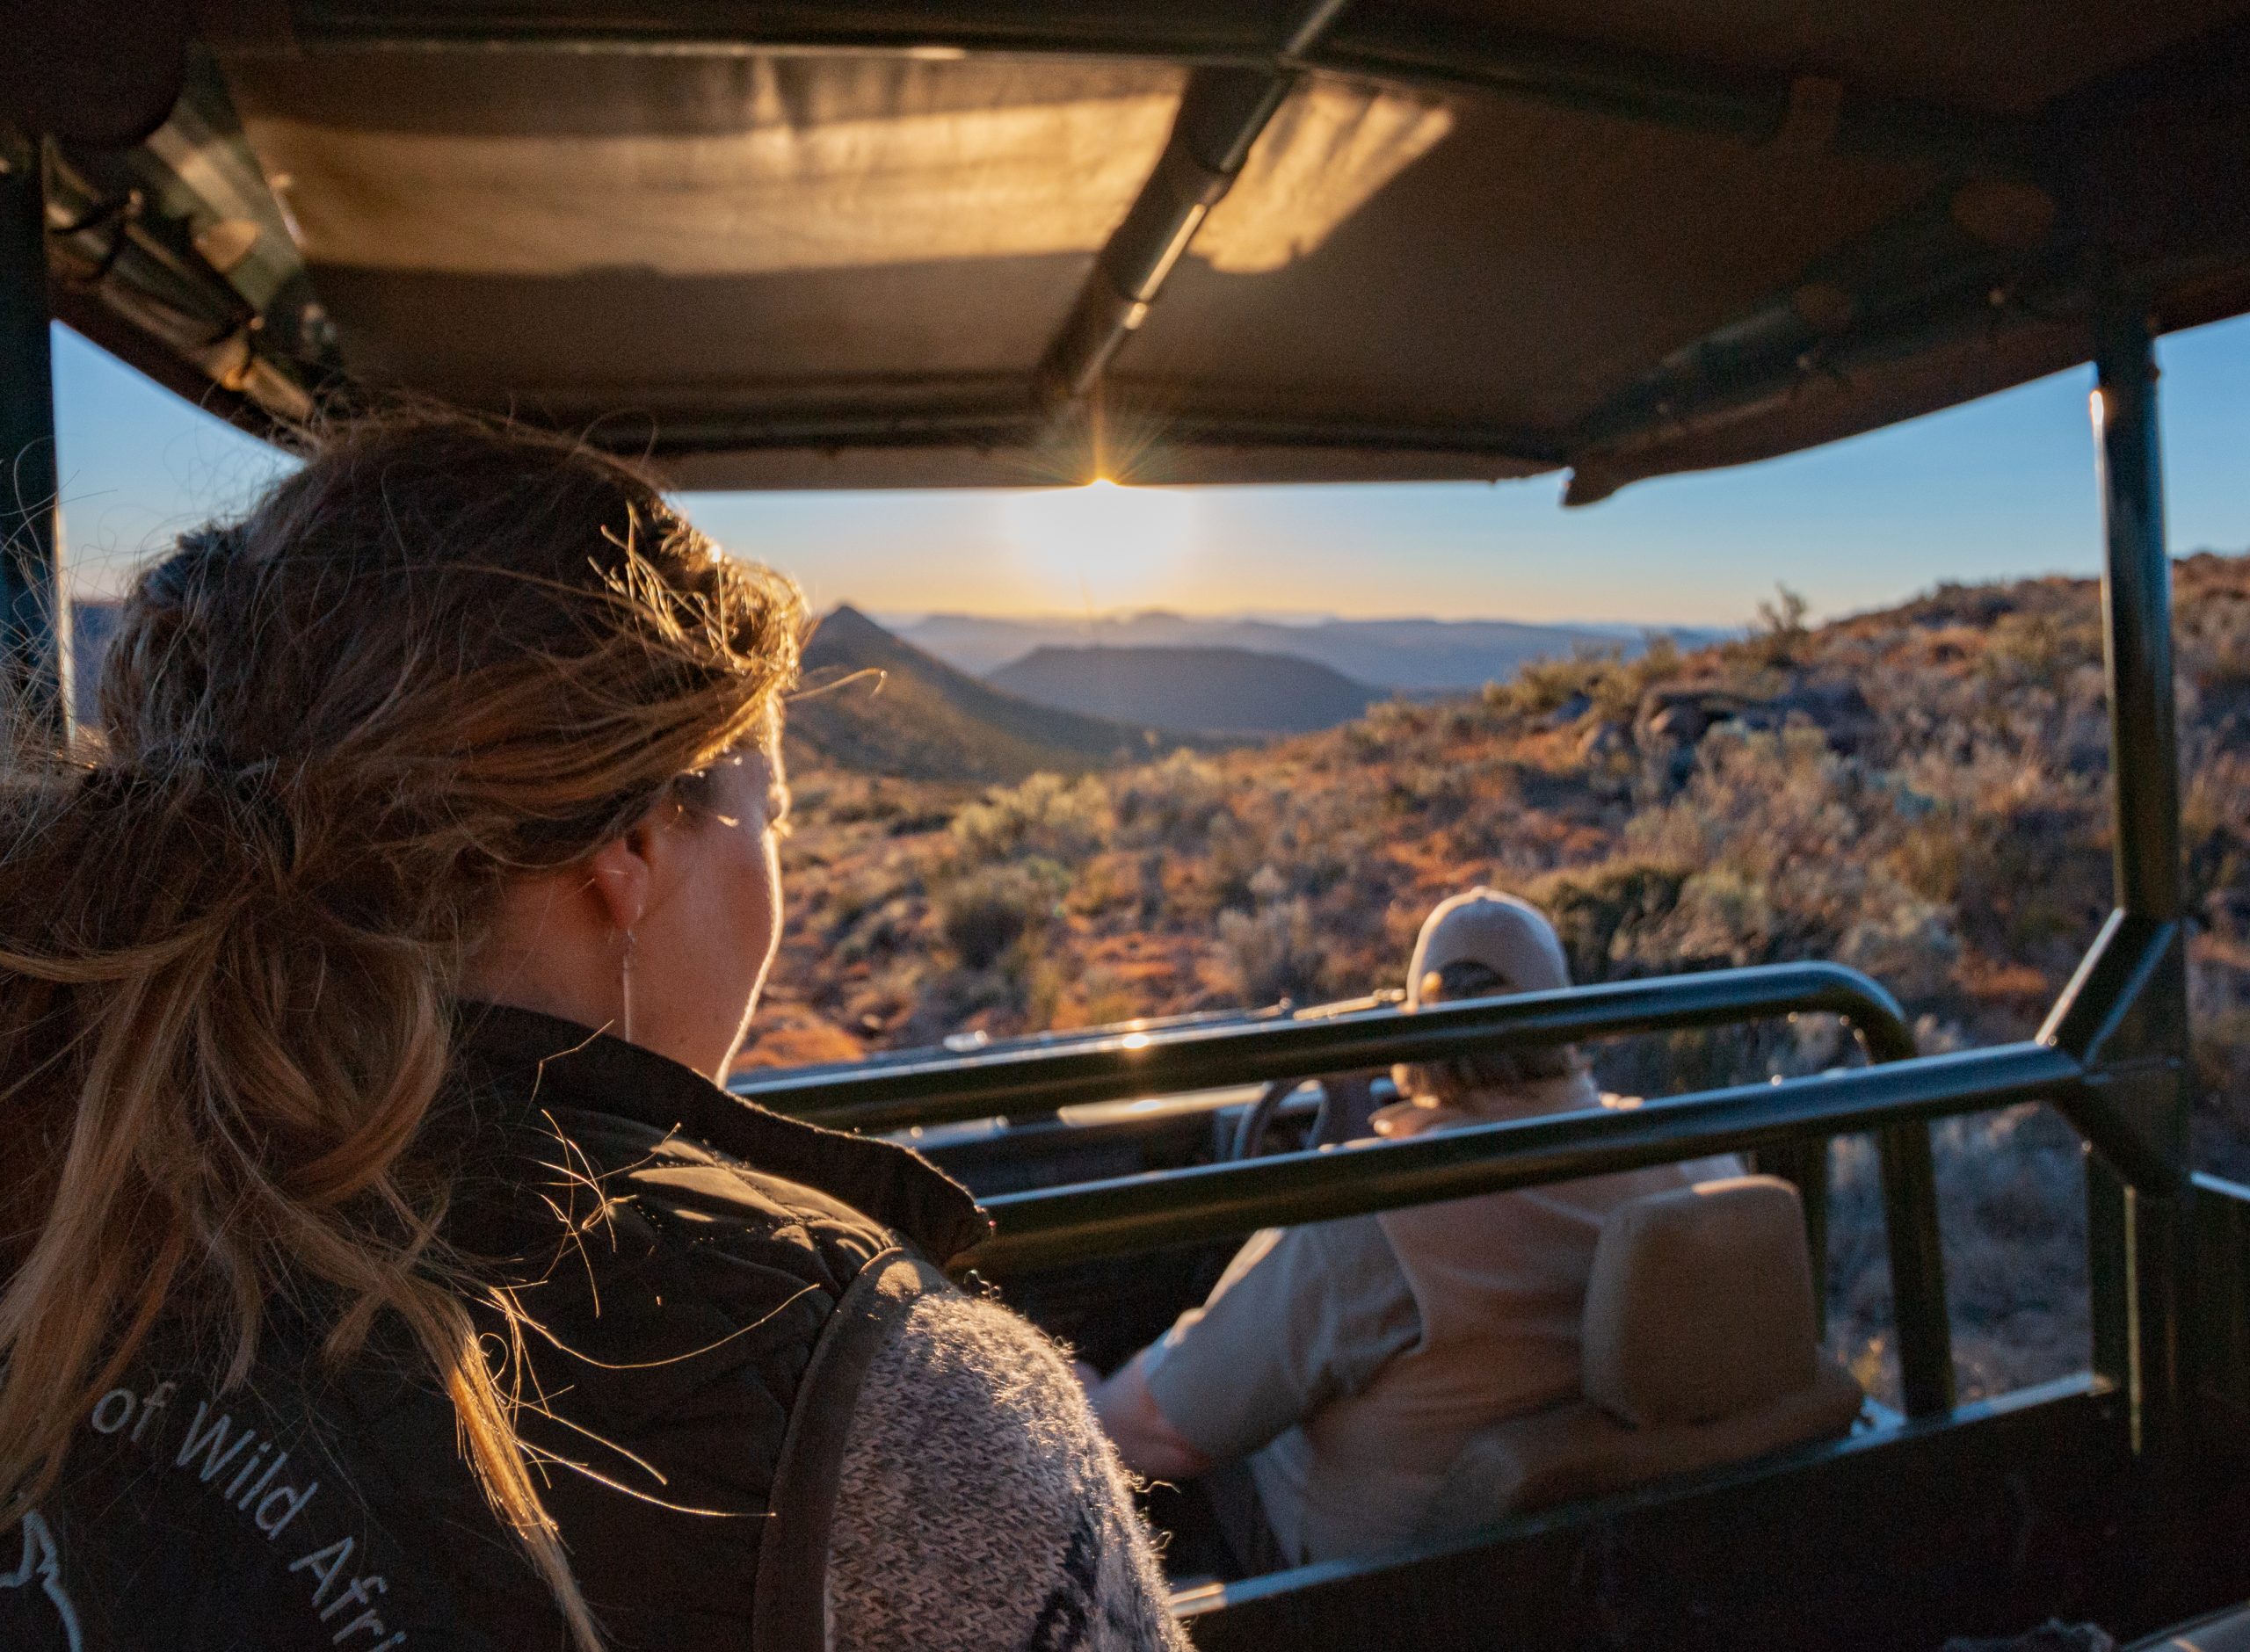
54;313;2250;627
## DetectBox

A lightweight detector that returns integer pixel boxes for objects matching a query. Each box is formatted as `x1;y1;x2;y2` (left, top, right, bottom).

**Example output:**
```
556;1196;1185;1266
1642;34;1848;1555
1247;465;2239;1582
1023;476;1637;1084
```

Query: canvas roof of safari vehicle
37;0;2250;496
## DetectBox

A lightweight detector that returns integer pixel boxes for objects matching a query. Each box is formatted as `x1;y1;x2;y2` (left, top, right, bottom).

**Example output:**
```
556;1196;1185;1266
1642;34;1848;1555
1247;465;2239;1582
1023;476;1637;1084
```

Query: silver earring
620;927;637;1044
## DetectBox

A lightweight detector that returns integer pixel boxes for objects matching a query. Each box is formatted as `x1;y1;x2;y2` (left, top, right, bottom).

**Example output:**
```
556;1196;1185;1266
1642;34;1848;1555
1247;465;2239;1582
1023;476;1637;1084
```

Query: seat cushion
1415;1358;1866;1533
1583;1175;1821;1428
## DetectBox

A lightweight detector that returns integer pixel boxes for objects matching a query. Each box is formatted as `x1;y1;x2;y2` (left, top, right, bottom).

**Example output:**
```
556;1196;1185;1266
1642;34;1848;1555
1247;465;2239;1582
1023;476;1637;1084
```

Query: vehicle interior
11;2;2250;1645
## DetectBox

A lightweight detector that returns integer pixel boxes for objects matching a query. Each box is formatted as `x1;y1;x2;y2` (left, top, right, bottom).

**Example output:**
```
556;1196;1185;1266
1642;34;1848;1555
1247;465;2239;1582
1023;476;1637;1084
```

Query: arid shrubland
764;554;2250;1402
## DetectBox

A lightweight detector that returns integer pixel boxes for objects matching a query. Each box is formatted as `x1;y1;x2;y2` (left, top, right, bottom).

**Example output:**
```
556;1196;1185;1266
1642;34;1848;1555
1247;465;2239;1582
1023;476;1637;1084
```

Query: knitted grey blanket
830;1288;1192;1651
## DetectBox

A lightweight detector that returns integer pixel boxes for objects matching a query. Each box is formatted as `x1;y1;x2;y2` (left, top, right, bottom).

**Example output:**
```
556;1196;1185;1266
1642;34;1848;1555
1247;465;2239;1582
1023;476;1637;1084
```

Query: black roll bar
1034;0;1349;409
737;960;1918;1129
0;135;64;738
2082;293;2195;1458
966;1042;2078;1276
741;960;1961;1415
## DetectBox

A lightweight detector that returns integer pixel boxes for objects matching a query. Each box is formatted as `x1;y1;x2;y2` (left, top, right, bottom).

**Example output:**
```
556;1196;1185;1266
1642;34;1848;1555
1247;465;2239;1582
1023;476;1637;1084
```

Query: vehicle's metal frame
717;293;2197;1459
2;10;2228;1641
739;298;2211;1641
0;134;63;738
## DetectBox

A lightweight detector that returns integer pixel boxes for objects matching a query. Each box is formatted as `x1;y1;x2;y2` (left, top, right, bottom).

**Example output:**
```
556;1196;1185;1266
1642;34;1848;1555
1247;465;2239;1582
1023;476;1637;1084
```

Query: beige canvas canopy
38;0;2250;496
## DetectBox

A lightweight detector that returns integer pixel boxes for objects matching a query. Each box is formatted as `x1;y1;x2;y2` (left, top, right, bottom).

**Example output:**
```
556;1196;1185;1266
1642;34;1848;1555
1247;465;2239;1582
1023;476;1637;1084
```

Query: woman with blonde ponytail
0;418;1187;1652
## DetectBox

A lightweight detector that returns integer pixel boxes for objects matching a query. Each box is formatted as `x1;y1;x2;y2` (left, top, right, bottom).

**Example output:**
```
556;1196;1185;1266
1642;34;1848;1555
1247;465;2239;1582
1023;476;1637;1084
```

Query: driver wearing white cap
1082;889;1743;1569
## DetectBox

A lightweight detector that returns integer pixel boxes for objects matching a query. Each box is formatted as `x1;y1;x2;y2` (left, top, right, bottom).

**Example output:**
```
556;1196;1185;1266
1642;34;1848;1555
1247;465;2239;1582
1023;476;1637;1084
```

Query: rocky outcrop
1620;675;1881;800
1633;676;1879;757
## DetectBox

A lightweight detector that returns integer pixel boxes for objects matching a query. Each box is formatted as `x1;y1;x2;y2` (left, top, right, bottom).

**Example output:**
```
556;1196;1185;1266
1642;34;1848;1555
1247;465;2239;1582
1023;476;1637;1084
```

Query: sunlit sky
53;314;2250;628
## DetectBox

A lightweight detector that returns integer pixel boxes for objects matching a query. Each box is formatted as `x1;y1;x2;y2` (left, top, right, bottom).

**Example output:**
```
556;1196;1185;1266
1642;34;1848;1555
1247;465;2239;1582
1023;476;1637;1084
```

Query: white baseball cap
1404;888;1572;1009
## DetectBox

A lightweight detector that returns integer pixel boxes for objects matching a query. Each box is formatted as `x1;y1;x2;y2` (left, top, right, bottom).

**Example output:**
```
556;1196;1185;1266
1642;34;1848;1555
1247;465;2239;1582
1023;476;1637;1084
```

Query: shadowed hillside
990;643;1381;735
785;606;1182;783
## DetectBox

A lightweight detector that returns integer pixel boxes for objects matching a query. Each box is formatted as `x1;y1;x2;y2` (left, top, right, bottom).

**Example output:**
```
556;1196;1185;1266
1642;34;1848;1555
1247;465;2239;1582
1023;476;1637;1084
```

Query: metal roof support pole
1034;0;1350;428
2094;308;2185;929
0;134;65;741
1877;1122;1955;1415
1852;1003;1956;1419
2084;295;2192;1459
1754;1134;1830;1330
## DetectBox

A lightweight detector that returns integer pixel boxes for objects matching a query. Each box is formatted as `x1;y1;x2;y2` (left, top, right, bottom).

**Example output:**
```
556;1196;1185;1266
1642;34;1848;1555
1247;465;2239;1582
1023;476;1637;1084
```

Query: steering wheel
1226;1072;1387;1160
1228;1079;1309;1161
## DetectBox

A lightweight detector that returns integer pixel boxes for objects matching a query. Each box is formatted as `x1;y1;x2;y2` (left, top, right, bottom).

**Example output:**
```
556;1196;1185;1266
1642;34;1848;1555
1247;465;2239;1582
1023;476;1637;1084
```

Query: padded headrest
1582;1176;1821;1430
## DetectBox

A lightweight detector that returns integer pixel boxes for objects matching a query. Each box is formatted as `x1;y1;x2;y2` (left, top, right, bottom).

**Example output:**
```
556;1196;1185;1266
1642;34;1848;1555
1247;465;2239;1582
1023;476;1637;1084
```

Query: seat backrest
1413;1173;1862;1536
1582;1174;1822;1429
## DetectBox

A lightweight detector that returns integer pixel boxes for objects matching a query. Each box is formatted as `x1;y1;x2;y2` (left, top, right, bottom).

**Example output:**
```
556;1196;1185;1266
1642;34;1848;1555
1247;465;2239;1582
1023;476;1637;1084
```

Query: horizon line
855;605;1738;632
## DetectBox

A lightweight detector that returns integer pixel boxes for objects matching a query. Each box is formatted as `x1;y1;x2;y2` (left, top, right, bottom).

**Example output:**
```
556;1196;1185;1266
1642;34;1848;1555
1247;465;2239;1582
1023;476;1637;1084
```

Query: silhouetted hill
787;606;1173;782
898;611;1723;691
991;644;1383;735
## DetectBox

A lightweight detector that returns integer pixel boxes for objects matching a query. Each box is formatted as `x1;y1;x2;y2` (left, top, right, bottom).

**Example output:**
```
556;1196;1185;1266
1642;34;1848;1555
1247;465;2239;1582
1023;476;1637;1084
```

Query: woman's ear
584;831;653;933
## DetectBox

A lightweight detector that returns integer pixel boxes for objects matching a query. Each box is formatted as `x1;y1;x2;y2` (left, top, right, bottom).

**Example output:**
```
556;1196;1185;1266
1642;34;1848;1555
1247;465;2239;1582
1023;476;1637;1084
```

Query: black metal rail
0;136;63;739
2082;294;2194;1459
742;959;1960;1414
737;960;1917;1129
966;1042;2077;1274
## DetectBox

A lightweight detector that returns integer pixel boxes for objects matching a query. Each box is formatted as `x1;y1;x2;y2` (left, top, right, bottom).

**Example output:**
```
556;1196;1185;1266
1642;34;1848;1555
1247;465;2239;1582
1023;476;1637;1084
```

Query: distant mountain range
895;612;1727;693
791;608;1712;766
67;594;1717;785
991;644;1380;736
786;606;1186;783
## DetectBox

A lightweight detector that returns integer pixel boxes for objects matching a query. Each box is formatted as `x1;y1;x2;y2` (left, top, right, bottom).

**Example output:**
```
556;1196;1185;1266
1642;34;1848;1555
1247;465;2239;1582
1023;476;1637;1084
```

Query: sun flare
999;480;1197;610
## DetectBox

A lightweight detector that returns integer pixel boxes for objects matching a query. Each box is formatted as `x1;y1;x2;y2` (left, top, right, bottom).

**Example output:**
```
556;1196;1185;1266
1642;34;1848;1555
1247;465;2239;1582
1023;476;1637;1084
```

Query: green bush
1484;645;1620;720
1112;750;1228;850
1217;896;1326;1006
934;863;1059;969
951;771;1111;863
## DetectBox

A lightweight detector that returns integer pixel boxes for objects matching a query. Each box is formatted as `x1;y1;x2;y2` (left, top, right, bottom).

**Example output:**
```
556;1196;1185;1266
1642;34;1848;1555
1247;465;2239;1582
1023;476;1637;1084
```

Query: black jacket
0;1005;988;1652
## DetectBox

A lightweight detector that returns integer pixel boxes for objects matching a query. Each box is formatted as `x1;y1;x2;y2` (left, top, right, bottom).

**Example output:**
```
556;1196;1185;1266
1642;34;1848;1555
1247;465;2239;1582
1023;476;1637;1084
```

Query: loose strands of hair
0;415;803;1652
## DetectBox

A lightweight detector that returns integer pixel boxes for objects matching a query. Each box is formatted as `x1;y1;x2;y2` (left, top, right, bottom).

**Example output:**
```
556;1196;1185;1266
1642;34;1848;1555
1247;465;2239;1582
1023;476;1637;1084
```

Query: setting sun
998;478;1197;610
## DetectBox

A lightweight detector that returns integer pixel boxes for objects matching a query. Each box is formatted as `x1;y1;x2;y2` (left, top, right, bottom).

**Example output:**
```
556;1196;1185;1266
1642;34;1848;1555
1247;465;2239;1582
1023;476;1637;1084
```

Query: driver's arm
1085;1348;1213;1481
1085;1217;1419;1480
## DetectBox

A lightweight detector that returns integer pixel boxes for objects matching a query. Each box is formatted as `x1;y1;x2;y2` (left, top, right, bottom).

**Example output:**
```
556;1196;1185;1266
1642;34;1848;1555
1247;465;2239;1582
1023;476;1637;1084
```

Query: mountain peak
790;609;1190;782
